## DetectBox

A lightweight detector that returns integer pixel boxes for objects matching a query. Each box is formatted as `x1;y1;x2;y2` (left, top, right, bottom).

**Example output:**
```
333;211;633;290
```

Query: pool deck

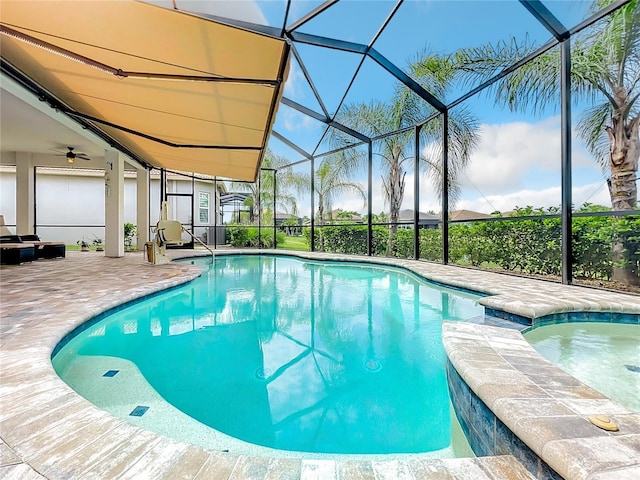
1;249;639;479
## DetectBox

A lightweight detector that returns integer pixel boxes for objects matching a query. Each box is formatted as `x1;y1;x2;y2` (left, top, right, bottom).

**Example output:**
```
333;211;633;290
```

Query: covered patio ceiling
1;0;631;181
0;0;290;182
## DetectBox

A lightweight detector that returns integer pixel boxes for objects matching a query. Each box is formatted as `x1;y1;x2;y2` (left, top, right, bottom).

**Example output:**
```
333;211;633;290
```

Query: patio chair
0;215;13;236
0;215;65;260
20;234;66;259
0;235;36;265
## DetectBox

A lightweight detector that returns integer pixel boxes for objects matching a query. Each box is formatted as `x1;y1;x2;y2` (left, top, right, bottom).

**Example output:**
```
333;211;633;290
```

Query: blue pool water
53;255;484;455
525;322;640;413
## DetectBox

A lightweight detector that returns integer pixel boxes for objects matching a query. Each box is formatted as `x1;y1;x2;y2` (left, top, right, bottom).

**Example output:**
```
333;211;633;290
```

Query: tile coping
442;322;640;480
1;249;639;479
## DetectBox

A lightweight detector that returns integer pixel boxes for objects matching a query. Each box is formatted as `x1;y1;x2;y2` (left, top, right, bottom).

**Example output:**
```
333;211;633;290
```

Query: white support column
15;152;35;235
136;168;150;250
105;149;124;257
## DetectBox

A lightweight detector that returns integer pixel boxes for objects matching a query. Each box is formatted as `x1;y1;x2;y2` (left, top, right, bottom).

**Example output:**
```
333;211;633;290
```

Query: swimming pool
524;322;640;413
52;255;484;456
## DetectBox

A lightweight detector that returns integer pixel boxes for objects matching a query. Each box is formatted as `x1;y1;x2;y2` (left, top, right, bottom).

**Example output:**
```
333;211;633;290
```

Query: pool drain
255;367;273;379
363;358;382;372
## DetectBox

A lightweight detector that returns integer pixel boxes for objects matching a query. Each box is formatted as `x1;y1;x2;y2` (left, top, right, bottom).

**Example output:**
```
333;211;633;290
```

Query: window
199;192;209;224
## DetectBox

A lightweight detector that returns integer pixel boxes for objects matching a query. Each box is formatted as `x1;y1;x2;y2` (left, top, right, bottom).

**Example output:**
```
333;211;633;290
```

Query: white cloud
329;175;443;216
463;120;558;193
282;108;318;132
295;117;612;217
326;174;611;217
401;173;441;213
424;116;594;196
296;178;381;217
284;62;305;100
334;193;369;215
455;182;611;214
301;180;612;217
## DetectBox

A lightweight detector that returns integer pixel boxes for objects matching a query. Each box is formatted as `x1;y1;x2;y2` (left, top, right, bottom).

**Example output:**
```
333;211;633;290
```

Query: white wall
33;170;138;244
2;168;222;244
0;167;17;225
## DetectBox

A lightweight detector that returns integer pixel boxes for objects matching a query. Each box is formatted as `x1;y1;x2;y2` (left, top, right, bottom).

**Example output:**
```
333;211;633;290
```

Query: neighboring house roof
398;209;440;223
448;210;492;221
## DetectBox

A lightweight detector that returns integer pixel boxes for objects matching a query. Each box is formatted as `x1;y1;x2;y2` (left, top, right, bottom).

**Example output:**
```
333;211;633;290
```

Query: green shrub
299;207;639;284
303;225;387;255
227;224;249;247
391;229;414;258
227;224;285;248
124;222;136;251
418;228;442;262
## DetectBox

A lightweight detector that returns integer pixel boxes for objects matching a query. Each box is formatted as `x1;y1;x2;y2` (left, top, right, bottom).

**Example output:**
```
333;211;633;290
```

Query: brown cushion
0;243;34;248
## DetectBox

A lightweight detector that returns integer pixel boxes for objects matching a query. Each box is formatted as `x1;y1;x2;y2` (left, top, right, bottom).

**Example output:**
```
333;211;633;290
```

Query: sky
157;0;618;217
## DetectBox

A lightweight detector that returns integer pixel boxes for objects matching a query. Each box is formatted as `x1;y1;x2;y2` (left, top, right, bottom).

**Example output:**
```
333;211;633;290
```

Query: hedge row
227;225;285;248
301;207;639;281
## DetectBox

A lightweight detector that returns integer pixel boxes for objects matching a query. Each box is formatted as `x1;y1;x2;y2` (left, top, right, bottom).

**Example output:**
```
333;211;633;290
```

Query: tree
292;153;365;252
453;0;639;284
281;216;301;236
371;211;389;224
230;149;303;224
331;53;479;255
301;152;366;227
335;210;361;222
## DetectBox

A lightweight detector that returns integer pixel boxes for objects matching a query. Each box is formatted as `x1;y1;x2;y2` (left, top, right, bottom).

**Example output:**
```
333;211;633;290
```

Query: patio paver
1;249;638;479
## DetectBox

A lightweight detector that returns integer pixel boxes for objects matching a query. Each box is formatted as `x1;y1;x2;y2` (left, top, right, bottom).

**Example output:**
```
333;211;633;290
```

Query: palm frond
577;102;614;171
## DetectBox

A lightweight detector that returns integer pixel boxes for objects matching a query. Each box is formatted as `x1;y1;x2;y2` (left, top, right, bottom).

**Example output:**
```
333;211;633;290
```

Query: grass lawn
278;235;309;251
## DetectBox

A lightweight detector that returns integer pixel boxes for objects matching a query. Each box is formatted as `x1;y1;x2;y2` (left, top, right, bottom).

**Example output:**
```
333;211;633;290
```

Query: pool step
465;314;529;331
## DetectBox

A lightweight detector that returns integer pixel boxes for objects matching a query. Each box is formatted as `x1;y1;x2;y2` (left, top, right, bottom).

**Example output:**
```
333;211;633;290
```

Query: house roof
448;210;493;221
398;209;440;222
0;0;289;182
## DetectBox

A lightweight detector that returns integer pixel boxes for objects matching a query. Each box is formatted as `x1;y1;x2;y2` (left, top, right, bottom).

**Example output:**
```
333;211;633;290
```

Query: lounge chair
20;234;66;259
0;215;66;261
0;215;13;237
0;236;36;265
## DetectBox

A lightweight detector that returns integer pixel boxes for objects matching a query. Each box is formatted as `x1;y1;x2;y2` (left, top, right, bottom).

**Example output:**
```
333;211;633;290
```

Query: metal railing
181;227;214;262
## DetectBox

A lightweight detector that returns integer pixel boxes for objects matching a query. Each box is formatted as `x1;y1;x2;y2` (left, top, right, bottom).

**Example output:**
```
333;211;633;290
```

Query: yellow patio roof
0;0;289;181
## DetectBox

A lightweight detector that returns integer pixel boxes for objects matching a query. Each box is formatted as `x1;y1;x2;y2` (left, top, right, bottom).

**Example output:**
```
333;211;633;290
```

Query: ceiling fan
54;147;91;164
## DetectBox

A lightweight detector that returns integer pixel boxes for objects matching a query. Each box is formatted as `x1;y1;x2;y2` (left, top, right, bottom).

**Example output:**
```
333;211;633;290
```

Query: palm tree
291;152;365;252
453;0;639;283
230;149;303;224
331;53;479;255
332;99;411;248
302;152;366;227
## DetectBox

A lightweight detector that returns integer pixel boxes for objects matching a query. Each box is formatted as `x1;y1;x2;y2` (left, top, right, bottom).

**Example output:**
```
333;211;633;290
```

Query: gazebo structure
219;193;251;226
